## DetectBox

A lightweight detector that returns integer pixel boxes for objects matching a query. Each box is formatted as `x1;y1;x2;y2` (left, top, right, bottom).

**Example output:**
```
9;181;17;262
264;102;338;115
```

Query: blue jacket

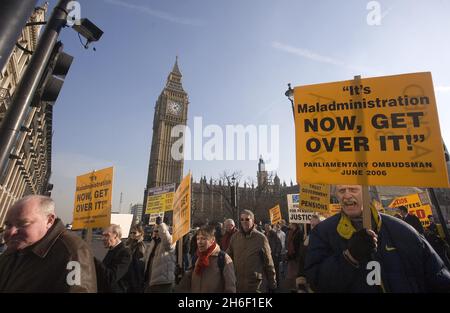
305;213;450;292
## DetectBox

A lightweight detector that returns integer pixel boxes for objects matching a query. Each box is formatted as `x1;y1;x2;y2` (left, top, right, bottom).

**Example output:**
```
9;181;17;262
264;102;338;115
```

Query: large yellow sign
299;183;329;213
72;166;113;230
172;173;191;244
294;72;449;188
269;205;282;225
145;184;175;214
388;193;433;228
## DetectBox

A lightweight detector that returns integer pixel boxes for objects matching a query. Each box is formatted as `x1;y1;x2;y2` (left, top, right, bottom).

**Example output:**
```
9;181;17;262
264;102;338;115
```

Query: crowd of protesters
0;189;449;293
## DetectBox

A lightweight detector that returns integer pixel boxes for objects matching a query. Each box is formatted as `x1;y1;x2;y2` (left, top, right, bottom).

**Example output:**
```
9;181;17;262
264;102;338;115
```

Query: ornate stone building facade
0;4;50;227
191;157;299;226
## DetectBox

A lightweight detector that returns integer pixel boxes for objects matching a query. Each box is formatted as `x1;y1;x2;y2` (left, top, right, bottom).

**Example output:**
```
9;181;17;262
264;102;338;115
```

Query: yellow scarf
337;201;382;239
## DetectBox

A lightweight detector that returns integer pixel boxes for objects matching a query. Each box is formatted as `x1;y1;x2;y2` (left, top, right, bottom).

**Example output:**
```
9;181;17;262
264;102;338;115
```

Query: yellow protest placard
172;173;191;244
299;183;330;213
72;166;113;230
388;192;433;227
269;205;282;225
294;72;449;188
145;184;176;214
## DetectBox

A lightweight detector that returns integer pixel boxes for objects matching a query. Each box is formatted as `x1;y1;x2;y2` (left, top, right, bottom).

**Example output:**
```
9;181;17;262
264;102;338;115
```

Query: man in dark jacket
265;224;282;288
0;195;97;292
95;224;131;292
305;185;450;293
398;205;424;235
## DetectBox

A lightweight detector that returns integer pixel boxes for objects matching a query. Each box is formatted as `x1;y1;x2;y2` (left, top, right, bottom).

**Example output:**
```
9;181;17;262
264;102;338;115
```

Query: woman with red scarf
176;225;236;293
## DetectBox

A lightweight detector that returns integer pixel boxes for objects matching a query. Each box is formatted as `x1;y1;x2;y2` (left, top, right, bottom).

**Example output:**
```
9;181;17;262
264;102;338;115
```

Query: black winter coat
95;241;131;293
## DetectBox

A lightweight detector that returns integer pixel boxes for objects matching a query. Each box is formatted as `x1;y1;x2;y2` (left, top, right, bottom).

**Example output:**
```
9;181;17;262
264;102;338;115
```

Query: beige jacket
189;244;236;293
143;223;176;286
227;227;276;292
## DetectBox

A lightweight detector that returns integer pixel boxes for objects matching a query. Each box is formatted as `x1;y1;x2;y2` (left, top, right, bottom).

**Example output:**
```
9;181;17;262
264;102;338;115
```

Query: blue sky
37;0;450;223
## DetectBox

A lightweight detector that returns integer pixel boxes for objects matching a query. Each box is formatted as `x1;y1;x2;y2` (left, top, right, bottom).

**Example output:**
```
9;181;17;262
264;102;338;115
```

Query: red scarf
194;242;217;276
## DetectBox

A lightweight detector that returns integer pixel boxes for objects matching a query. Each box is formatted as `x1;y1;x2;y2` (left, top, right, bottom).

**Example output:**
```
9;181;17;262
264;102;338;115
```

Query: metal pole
0;0;38;72
288;98;295;119
231;183;238;227
428;188;450;246
0;0;70;184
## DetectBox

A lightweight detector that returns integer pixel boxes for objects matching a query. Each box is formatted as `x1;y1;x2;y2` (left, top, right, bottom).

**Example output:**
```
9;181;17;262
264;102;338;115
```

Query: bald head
11;195;55;216
4;195;56;251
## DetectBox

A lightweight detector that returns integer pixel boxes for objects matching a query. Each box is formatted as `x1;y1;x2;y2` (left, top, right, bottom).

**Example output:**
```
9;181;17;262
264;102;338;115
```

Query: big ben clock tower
143;57;189;217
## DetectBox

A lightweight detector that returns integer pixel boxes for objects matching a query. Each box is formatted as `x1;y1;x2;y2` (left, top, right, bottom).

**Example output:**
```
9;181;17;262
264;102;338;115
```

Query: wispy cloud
271;41;380;74
103;0;204;26
435;86;450;92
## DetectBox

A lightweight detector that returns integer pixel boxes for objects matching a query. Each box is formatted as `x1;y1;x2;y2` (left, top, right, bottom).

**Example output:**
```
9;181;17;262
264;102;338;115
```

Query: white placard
110;213;134;238
287;194;313;224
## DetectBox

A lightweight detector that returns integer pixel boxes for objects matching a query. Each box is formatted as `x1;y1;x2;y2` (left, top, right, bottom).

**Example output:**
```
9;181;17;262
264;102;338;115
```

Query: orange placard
269;205;282;225
172;173;191;244
294;72;449;188
72;166;113;230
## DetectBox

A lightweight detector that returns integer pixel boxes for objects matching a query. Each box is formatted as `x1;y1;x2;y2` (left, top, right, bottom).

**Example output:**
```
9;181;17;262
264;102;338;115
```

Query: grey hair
109;224;122;238
240;209;254;220
224;218;235;227
12;195;55;216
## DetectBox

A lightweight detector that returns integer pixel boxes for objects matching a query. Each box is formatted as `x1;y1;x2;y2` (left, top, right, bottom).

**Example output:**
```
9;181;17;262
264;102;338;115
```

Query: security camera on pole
0;0;103;183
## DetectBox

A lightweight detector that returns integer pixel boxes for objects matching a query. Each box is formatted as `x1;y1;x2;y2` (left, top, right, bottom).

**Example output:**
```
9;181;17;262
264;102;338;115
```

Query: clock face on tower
167;100;183;116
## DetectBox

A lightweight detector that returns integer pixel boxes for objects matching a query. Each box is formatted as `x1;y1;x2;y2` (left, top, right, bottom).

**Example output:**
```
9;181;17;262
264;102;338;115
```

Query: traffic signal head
36;41;73;104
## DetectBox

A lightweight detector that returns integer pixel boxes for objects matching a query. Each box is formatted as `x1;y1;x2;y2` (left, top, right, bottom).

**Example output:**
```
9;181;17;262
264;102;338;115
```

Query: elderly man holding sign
304;184;450;292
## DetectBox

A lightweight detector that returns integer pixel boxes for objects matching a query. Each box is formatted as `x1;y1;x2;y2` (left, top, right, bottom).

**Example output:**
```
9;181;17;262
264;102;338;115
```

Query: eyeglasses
130;232;136;235
240;218;251;222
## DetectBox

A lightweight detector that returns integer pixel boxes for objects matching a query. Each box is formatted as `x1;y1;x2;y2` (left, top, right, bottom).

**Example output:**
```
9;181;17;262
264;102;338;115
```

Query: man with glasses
227;210;276;293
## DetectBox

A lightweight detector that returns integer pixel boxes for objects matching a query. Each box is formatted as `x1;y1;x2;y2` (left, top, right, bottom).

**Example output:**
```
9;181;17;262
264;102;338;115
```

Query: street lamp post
230;176;238;227
284;83;295;118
